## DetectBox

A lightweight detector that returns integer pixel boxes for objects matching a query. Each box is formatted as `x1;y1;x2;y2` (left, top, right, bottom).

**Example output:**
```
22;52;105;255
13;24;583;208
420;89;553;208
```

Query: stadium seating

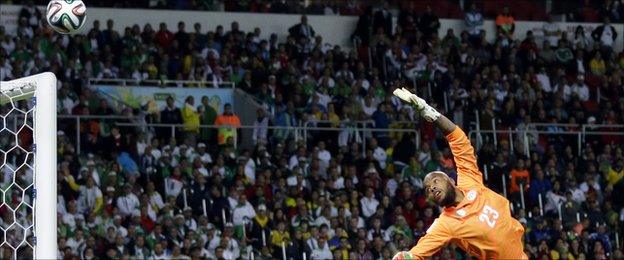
1;1;623;259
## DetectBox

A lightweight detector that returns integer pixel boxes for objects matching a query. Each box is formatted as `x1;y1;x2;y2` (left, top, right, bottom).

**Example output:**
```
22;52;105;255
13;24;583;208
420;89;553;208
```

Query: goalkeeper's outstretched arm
434;115;457;136
393;87;483;187
393;87;456;134
391;87;485;260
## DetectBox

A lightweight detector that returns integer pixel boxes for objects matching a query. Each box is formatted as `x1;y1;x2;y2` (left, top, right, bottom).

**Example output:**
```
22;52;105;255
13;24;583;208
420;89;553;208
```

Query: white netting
0;82;36;259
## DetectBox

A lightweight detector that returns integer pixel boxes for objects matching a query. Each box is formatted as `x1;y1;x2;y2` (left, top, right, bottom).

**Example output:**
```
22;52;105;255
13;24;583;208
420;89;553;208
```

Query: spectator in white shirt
545;182;566;214
464;3;484;43
304;237;319;258
553;77;573;102
350;207;366;228
568;180;586;204
543;15;561;47
289;146;306;170
361;95;378;116
204;224;221;253
385;172;403;197
219;234;240;260
367;217;390;241
592;17;618;51
182;208;198;231
1;35;16;54
232;195;256;226
116;184;140;217
66;229;86;255
241;155;257;183
330;167;345;190
59;87;76;115
317;69;335;88
194;143;212;164
360;187;379;218
0;56;13;81
164;167;184;198
111;215;128;237
145;182;165;211
311;235;332;260
536;67;552;93
573;26;592;50
571;75;590;102
335;62;354;83
76;176;103;215
580;174;602;200
252;108;269;145
150;243;169;259
417;142;432;166
63;200;80;229
369;137;387;169
316;141;331;167
314;207;332;228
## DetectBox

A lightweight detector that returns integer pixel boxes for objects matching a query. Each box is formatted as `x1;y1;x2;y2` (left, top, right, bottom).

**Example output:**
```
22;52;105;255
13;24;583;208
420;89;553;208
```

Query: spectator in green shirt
198;95;217;144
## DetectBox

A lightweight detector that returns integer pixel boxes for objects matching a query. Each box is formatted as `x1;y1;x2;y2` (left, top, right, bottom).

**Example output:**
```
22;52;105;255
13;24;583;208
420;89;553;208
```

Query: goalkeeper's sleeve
408;219;452;259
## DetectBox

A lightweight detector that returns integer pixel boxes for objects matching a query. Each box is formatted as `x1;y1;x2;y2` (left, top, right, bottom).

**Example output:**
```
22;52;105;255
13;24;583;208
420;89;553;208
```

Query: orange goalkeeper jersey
408;127;528;260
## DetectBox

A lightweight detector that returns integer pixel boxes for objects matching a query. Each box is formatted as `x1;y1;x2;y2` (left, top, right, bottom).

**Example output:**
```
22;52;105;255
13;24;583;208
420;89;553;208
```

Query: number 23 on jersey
478;205;499;228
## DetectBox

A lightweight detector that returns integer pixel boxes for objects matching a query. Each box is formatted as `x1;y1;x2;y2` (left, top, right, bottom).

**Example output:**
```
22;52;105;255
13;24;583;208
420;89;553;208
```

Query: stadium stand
1;0;624;259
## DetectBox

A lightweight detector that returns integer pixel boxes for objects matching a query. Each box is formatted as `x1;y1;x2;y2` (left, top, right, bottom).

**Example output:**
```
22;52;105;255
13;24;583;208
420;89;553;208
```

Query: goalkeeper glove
392;251;415;260
393;87;441;122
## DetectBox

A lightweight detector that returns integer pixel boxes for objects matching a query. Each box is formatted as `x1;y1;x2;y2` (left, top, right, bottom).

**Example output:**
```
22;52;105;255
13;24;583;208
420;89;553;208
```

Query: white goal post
0;72;57;259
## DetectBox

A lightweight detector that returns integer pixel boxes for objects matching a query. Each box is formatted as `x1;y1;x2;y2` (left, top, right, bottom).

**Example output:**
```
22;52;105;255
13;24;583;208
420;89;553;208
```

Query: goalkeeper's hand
392;251;415;260
392;87;441;122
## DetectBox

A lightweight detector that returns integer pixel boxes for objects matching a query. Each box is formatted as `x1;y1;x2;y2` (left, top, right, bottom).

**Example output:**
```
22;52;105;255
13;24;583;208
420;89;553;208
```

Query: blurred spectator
528;165;551;205
589;51;607;76
599;0;624;23
465;3;484;45
181;96;200;143
573;26;592;51
159;96;183;142
252;108;269;145
418;5;440;40
117;184;140;218
198;95;217;143
155;22;174;49
510;159;530;197
214;103;241;146
310;235;332;259
495;6;515;36
18;0;42;31
571;75;590;102
373;2;393;37
591;17;618;55
543;15;561;48
288;15;315;42
352;6;374;46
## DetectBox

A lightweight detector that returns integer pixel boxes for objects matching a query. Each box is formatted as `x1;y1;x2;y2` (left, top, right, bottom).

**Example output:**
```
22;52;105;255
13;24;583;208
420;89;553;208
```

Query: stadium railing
469;127;624;157
301;119;417;156
582;124;624;143
57;114;143;154
473;112;621;155
109;122;421;153
88;78;236;88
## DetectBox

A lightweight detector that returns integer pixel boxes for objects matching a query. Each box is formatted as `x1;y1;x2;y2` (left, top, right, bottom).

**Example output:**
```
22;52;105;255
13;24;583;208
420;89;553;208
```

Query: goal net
0;72;57;259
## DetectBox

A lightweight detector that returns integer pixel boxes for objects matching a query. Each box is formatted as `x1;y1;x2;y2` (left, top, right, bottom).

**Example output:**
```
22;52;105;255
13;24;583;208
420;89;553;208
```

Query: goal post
0;72;57;259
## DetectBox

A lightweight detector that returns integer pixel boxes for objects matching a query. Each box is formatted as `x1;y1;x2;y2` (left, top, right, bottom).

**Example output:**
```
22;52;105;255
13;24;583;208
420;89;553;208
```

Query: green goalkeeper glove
392;251;415;260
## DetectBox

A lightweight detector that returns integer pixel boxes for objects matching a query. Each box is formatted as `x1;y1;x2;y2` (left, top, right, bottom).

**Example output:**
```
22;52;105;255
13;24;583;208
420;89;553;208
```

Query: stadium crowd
7;0;624;23
1;1;624;259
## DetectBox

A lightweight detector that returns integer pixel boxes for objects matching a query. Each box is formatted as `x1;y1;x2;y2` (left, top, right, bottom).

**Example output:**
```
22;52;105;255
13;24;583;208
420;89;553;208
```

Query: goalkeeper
391;88;528;260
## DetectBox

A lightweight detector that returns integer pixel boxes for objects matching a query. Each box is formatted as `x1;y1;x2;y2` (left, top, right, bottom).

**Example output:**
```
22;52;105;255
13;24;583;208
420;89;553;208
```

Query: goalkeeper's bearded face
424;172;457;207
